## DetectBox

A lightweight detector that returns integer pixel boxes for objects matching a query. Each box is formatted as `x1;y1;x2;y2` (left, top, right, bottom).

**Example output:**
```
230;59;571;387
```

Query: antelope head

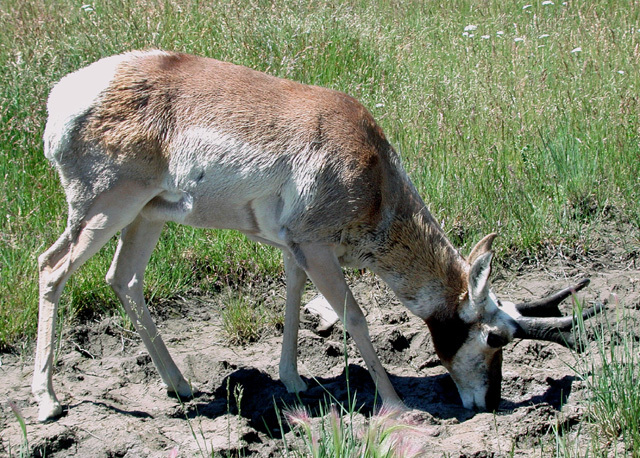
426;234;602;411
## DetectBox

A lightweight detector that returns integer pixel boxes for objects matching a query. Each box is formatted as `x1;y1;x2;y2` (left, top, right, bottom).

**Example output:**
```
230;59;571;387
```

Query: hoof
282;375;308;394
37;397;63;423
165;379;197;400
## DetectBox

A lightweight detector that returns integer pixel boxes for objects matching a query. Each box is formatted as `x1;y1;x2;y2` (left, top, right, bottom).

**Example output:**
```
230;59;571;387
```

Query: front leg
279;250;309;393
296;243;404;408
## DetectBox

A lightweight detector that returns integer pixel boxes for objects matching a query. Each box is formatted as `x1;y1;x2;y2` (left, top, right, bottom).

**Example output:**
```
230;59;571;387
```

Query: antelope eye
487;332;509;348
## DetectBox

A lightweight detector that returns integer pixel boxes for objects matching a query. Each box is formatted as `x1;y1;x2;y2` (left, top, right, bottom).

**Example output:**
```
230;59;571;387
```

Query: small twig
110;321;138;337
70;424;104;442
81;371;101;377
74;343;96;359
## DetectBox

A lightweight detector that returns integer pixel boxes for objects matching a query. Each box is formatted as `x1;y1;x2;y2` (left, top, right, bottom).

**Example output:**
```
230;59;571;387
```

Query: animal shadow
180;364;557;437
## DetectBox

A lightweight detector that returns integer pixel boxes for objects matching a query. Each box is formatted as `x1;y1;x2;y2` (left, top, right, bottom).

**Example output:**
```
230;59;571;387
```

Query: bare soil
2;229;639;457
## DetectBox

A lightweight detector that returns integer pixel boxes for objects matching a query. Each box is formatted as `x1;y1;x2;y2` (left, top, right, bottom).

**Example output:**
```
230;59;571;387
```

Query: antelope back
44;50;403;247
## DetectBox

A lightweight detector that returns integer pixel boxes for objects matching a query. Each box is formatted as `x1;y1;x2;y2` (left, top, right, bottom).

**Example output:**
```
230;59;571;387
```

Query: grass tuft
283;402;428;457
585;301;640;456
555;295;640;457
220;292;283;345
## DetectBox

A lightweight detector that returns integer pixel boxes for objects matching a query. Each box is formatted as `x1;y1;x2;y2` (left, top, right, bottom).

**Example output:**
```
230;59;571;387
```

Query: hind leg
106;215;193;397
33;228;76;421
32;184;158;422
34;224;125;421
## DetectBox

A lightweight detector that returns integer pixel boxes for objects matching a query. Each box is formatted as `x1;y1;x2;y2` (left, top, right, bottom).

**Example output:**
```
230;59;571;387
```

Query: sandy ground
2;228;638;457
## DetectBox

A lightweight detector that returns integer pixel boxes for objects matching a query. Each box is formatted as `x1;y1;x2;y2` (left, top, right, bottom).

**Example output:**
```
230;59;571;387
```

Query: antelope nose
460;394;486;412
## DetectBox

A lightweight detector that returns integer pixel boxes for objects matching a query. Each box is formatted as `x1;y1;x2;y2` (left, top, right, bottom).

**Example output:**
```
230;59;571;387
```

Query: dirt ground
2;227;639;457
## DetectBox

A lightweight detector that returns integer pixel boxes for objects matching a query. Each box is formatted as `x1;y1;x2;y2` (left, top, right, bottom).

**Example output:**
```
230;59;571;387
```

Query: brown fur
83;52;386;166
82;51;393;232
380;213;468;308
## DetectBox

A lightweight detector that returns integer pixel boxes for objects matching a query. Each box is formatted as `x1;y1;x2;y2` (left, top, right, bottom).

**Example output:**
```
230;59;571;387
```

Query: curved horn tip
516;279;593;318
468;233;499;265
573;278;590;292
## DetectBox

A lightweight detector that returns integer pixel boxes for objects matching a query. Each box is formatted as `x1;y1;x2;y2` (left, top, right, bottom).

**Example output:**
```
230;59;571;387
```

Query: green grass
552;296;640;457
1;0;638;350
220;291;284;345
586;319;640;455
7;399;29;457
282;402;425;458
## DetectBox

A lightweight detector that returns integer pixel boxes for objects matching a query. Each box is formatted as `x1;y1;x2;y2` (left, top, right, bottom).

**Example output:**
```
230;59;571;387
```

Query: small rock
304;295;340;332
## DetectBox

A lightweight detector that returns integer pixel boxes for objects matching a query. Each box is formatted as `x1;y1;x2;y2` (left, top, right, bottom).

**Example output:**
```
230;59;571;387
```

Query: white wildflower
618;70;625;75
481;35;490;39
81;4;94;11
514;37;525;42
542;1;554;5
376;103;385;108
538;34;550;39
523;4;532;9
571;47;582;53
464;25;478;32
497;31;505;36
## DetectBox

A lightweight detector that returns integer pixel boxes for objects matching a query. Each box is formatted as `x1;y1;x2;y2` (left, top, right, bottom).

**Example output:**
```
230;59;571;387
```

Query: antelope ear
468;233;498;266
469;251;493;304
460;251;494;322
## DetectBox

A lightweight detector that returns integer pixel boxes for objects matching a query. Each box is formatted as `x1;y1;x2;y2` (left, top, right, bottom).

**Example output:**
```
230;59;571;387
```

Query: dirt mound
2;250;638;457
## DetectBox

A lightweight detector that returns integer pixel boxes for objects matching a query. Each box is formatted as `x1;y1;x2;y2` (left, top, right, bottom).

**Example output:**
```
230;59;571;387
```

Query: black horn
515;278;590;317
513;302;605;350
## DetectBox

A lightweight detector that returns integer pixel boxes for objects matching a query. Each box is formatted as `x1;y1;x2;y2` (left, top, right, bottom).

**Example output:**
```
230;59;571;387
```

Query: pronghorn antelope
33;50;601;422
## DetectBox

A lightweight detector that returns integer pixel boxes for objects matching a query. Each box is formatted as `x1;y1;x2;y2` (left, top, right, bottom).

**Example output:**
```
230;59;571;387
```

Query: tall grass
1;0;638;348
587;325;639;454
553;296;640;457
